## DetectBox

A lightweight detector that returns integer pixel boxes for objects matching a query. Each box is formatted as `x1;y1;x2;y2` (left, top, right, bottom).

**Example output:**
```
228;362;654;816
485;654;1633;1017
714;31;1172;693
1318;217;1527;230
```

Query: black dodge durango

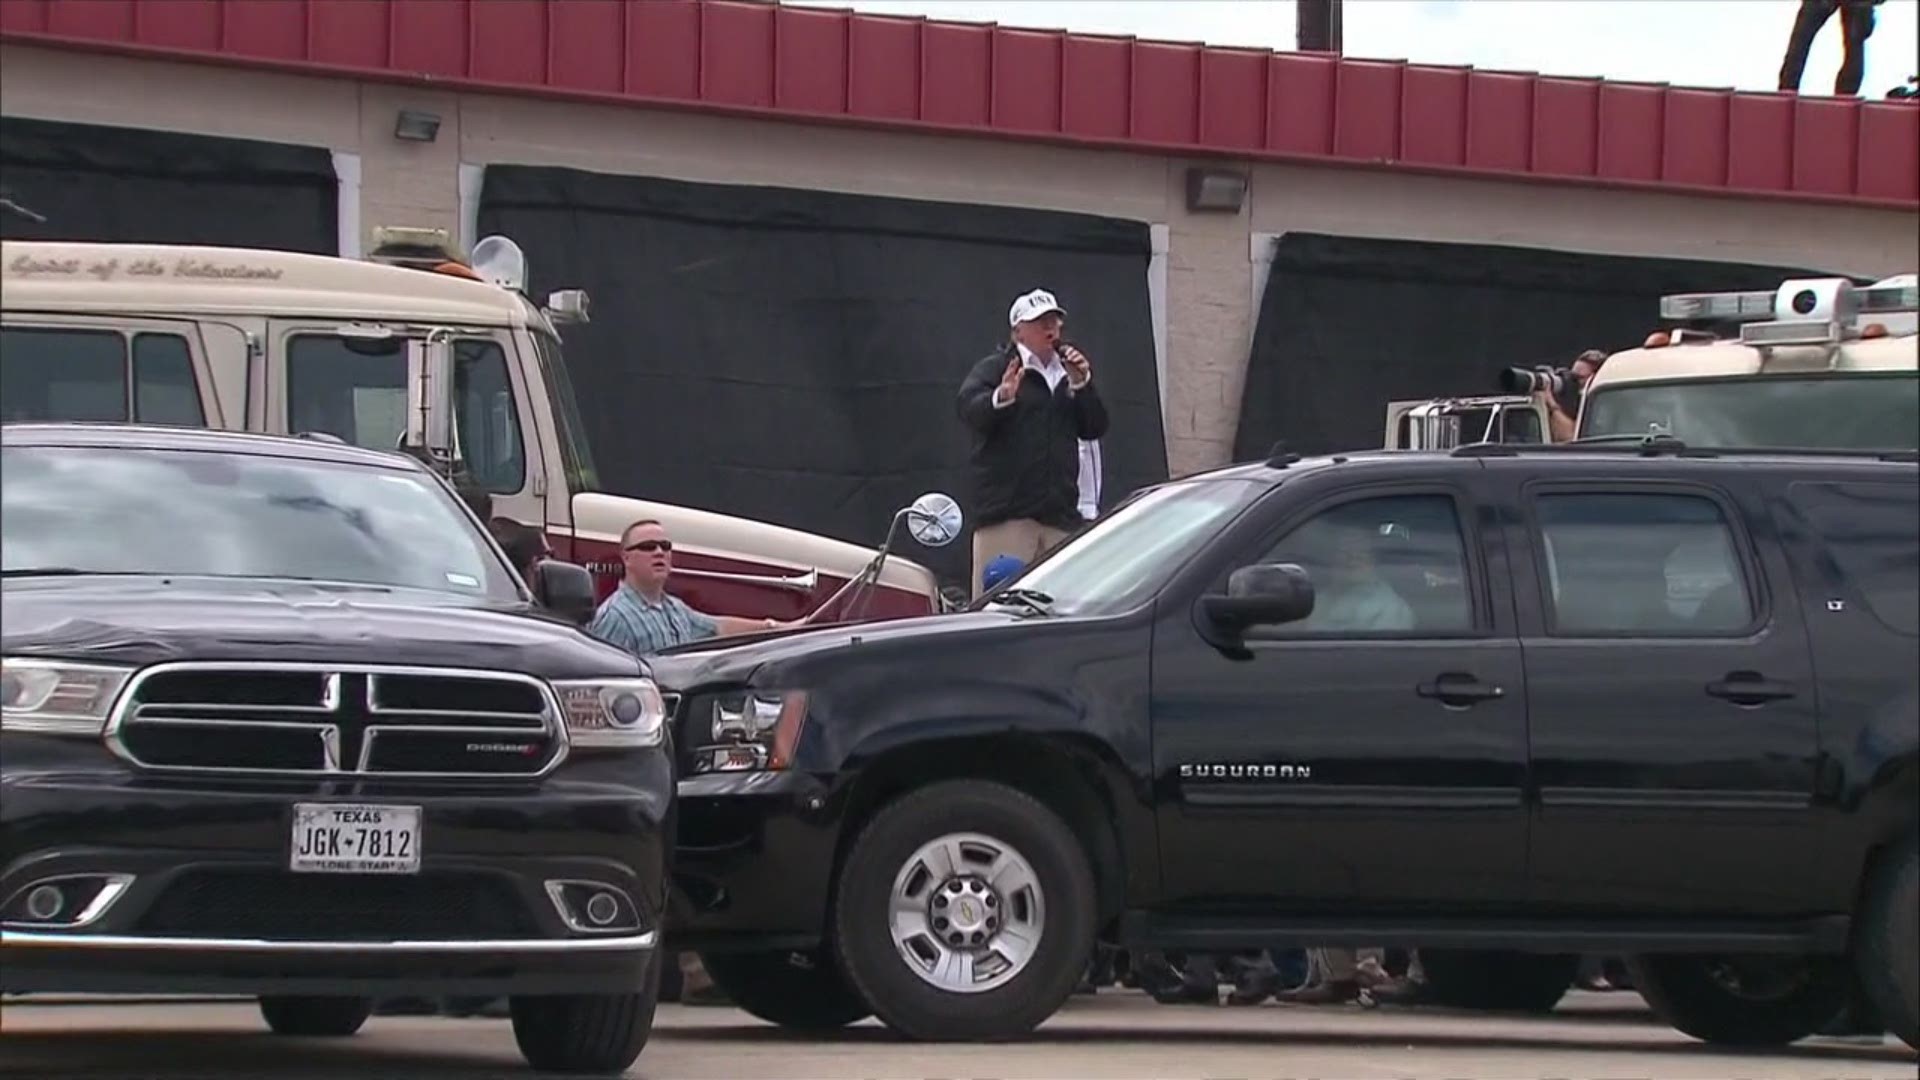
0;423;669;1074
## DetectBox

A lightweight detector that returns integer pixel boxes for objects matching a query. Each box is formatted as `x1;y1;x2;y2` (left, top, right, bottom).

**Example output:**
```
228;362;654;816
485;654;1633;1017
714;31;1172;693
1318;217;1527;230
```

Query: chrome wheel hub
888;831;1044;994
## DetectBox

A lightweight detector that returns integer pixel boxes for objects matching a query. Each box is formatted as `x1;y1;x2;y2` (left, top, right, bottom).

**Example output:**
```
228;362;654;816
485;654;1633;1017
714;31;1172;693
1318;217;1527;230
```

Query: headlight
0;658;133;737
696;690;807;774
552;678;667;750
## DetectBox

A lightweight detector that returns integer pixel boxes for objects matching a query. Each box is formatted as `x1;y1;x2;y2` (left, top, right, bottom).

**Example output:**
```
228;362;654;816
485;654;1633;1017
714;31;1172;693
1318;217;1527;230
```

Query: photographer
1519;349;1606;444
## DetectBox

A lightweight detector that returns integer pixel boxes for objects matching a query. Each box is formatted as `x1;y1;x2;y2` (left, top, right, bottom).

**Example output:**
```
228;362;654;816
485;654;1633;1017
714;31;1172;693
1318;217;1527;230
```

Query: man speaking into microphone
955;288;1110;597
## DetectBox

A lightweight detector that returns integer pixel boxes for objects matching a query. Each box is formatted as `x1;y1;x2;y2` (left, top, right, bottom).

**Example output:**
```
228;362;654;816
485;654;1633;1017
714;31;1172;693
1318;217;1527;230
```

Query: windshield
1581;374;1919;450
2;444;521;600
989;477;1268;617
529;325;601;493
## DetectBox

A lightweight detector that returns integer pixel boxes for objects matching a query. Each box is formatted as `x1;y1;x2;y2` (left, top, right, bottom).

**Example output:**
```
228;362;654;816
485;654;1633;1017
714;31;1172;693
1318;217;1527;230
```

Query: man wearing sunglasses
587;518;791;657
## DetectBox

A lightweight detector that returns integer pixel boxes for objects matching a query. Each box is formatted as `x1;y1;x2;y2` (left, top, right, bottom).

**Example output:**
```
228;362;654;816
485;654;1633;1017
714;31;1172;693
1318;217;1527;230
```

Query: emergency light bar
1660;278;1918;323
367;226;466;270
1659;289;1777;321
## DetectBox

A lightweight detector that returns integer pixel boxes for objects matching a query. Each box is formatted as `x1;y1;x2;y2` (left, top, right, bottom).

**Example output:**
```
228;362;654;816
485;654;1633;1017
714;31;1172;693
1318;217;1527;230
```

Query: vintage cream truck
0;231;946;623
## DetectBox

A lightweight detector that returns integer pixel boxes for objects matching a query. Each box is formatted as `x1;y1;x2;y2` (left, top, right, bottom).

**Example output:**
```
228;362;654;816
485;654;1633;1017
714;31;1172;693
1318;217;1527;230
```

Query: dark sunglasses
625;539;672;553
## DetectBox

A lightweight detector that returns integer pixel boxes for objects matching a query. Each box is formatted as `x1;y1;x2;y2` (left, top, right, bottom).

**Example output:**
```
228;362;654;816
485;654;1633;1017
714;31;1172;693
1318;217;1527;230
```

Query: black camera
1500;365;1581;413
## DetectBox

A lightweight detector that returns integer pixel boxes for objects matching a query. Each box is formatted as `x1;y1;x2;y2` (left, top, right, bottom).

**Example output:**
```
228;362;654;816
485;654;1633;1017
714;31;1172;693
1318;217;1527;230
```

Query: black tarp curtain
1233;233;1852;460
477;166;1167;588
0;116;337;253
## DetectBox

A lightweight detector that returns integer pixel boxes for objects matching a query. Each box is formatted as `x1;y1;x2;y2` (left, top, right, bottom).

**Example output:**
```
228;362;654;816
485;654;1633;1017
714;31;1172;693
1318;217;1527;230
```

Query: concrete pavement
1;990;1911;1078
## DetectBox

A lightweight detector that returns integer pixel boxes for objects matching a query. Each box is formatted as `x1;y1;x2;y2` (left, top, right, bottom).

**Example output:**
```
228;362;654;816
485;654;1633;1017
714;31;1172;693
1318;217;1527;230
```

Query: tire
831;779;1097;1041
1417;949;1579;1013
1627;952;1853;1046
1853;839;1919;1050
701;947;873;1029
509;949;660;1074
258;995;373;1037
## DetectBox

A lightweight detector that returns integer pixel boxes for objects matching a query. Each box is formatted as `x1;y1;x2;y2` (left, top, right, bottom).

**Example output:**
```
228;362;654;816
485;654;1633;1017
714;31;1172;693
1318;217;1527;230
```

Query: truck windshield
989;477;1269;617
2;444;520;600
529;327;601;493
1581;374;1920;450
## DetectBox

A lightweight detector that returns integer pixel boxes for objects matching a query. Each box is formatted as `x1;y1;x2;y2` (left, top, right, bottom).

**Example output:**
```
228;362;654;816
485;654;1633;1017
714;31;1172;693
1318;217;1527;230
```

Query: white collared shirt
992;343;1067;408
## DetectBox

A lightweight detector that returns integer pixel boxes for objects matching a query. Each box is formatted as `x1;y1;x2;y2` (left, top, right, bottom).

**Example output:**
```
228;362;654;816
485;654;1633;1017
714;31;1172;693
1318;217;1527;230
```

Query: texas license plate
290;803;422;874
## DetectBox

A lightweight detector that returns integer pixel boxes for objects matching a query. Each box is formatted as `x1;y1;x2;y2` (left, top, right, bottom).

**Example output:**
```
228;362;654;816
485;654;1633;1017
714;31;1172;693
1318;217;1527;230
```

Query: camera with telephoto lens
1499;365;1582;414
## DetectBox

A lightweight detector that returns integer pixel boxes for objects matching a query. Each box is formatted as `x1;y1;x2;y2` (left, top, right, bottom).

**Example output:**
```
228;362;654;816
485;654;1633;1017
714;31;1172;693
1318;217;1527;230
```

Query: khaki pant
972;518;1071;597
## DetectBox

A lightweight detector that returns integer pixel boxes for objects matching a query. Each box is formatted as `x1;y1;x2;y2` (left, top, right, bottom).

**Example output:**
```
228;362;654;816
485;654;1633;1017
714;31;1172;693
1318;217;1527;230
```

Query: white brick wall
7;42;1916;480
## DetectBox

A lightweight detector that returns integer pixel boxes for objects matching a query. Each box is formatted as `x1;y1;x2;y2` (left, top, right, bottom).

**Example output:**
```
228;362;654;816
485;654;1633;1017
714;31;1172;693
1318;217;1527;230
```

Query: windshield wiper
2;567;105;578
985;587;1055;616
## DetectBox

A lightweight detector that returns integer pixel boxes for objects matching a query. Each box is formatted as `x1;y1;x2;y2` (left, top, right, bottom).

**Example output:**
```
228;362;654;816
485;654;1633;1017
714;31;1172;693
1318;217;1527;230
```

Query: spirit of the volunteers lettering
7;254;285;281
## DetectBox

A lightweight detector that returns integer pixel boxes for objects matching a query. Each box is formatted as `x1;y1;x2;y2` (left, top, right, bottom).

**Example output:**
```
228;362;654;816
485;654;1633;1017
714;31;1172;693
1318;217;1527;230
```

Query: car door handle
1417;673;1505;707
1706;672;1797;706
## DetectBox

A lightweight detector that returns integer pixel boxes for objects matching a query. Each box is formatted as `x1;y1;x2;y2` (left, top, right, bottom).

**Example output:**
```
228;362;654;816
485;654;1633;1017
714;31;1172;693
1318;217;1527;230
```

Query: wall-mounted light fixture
1185;166;1248;213
394;109;441;143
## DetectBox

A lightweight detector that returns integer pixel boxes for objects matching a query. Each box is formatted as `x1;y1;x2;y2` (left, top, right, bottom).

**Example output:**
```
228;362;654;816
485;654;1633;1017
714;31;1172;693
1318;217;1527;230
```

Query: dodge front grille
105;662;566;778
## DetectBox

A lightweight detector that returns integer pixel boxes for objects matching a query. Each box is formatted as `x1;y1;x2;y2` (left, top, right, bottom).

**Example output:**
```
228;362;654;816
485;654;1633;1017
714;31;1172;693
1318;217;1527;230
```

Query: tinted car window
1784;480;1919;637
0;328;127;422
1257;493;1473;635
1533;492;1753;636
1;444;518;600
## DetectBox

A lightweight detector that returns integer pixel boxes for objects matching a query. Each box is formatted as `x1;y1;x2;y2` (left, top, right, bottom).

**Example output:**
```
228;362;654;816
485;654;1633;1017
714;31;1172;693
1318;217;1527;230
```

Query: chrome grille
106;662;566;778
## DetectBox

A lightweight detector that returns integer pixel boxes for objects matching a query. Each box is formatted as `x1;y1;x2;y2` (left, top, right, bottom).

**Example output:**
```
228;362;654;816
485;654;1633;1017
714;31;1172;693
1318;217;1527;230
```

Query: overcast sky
785;0;1920;100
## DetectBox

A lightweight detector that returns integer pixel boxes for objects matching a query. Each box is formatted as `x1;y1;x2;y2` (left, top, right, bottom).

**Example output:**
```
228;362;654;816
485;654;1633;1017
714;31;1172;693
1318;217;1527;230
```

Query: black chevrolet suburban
651;439;1918;1050
1;423;670;1075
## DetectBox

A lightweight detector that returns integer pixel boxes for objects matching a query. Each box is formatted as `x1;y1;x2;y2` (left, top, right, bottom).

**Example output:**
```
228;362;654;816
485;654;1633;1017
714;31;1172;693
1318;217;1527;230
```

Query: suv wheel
1854;839;1918;1049
1417;949;1579;1013
701;947;872;1029
258;995;373;1037
1628;953;1853;1045
509;951;660;1073
832;779;1096;1041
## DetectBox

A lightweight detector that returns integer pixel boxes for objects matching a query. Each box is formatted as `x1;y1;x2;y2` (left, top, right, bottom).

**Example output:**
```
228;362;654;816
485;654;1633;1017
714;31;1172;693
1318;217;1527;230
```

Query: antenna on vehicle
1266;441;1301;468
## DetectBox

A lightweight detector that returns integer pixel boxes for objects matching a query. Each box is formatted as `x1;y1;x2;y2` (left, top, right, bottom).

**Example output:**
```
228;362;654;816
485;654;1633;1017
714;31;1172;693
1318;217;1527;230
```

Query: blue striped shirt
587;582;719;657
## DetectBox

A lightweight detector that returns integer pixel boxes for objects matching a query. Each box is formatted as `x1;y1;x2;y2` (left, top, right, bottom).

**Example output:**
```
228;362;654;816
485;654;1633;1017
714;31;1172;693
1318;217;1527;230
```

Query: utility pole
1296;0;1343;54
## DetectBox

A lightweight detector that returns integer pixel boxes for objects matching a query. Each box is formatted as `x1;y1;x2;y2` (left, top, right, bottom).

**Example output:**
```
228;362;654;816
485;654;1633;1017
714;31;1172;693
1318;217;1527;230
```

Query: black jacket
955;346;1110;530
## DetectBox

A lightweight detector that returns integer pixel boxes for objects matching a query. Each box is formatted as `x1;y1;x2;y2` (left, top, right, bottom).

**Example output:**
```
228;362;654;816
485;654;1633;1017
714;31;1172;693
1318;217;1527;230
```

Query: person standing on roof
1779;0;1882;97
956;288;1110;597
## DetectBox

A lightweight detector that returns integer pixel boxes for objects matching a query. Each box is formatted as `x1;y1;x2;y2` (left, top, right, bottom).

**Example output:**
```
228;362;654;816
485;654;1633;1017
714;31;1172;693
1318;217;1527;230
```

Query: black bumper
1;734;671;997
666;769;839;953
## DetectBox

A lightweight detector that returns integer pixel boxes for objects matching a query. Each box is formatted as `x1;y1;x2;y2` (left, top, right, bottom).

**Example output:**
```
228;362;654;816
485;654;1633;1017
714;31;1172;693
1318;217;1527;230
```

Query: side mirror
405;330;457;467
1199;563;1314;640
544;289;591;325
903;491;963;548
530;558;597;627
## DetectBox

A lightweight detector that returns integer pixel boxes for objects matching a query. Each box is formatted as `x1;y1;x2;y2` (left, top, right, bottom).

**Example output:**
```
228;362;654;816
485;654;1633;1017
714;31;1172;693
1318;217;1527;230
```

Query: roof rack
1451;438;1916;462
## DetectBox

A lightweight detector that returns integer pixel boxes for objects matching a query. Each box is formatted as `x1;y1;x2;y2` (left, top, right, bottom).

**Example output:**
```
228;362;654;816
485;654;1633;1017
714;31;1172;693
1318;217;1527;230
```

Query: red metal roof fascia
0;0;1913;211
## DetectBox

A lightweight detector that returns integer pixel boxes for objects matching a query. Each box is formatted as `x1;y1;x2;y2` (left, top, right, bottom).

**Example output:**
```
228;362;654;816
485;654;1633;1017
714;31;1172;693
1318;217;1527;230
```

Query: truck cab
0;232;941;624
1577;274;1918;449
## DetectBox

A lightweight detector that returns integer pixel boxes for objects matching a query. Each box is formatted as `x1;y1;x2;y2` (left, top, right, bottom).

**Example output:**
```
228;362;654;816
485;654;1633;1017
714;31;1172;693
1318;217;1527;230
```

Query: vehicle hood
645;608;1032;690
0;575;643;680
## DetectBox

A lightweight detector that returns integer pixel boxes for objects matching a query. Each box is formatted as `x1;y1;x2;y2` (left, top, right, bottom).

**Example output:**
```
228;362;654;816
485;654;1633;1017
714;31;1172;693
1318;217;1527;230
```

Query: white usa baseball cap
1009;288;1066;326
